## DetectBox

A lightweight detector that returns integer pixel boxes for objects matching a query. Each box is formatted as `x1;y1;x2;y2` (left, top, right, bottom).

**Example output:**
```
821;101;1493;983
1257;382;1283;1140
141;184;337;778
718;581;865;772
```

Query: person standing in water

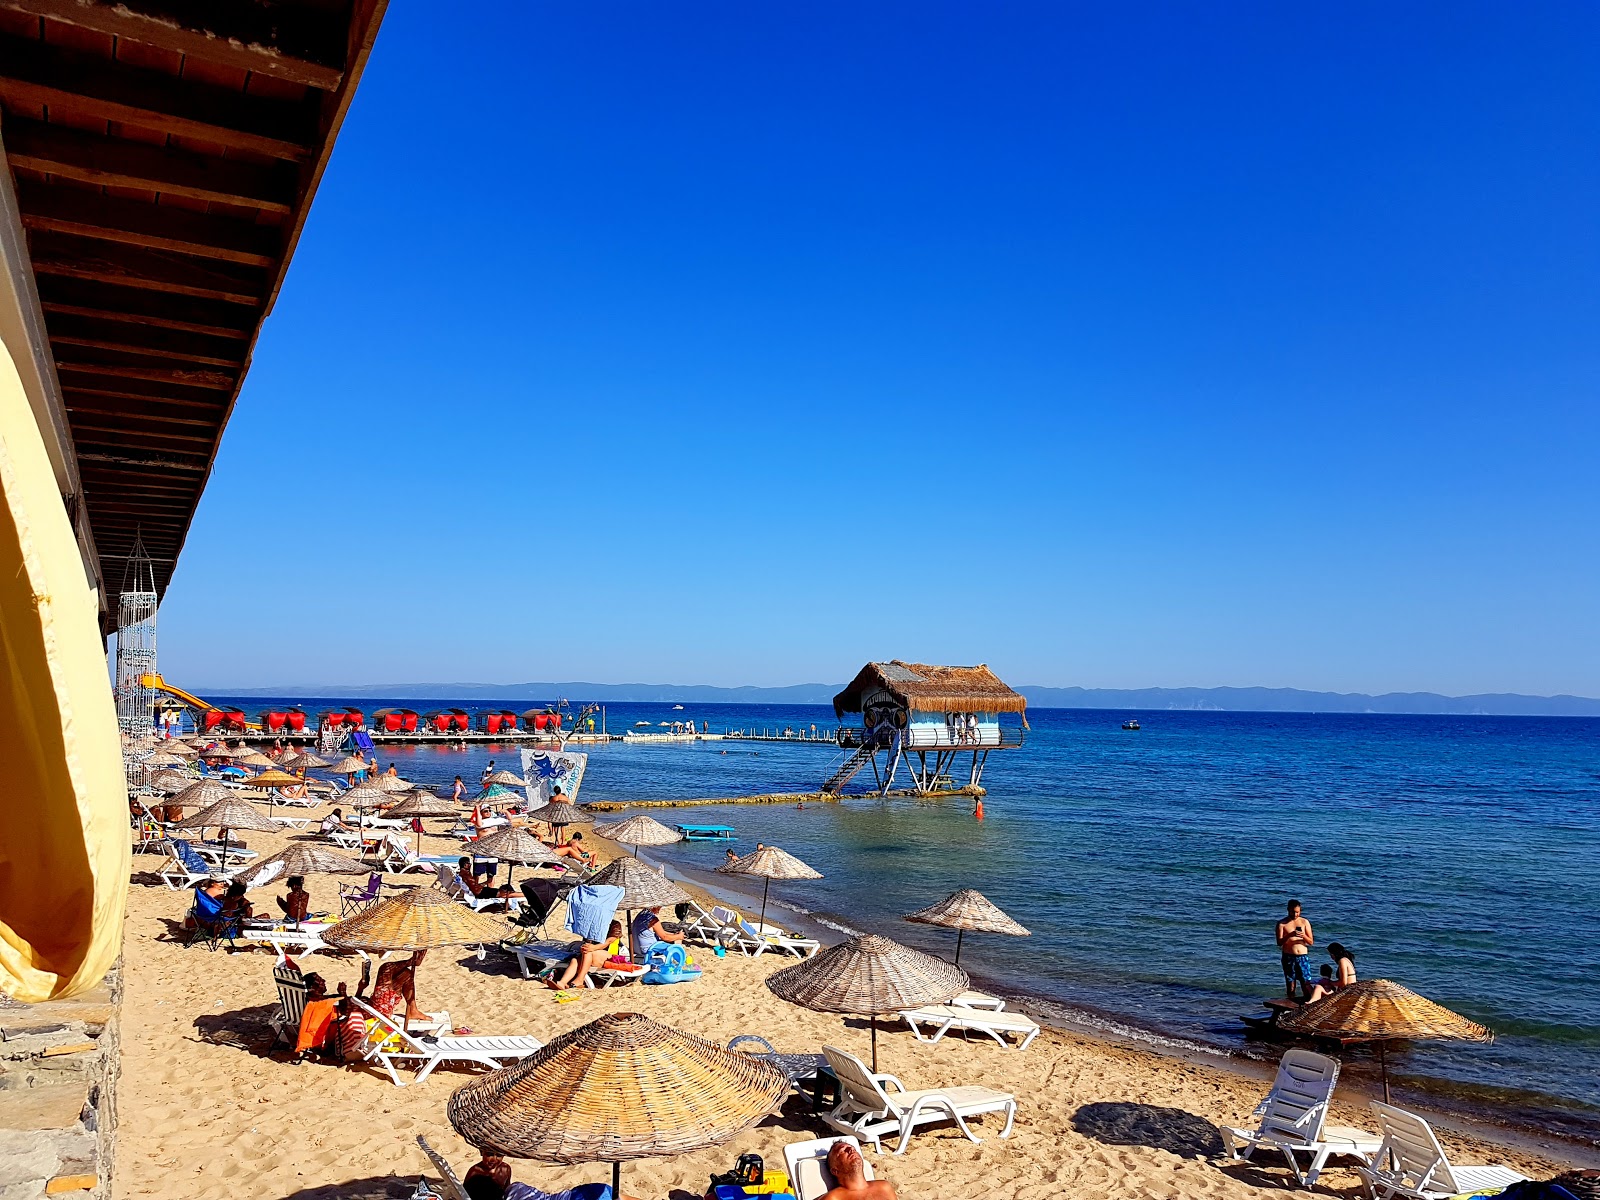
1276;899;1315;1001
974;796;985;820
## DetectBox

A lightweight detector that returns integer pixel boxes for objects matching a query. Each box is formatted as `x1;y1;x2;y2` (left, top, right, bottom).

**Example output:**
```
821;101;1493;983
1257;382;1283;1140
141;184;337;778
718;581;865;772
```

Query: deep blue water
211;697;1600;1137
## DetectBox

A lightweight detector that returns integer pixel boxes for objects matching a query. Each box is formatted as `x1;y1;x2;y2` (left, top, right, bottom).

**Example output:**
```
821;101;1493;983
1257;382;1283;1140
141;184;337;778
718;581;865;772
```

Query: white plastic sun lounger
1355;1102;1528;1200
353;997;540;1086
1220;1048;1380;1187
820;1045;1016;1155
783;1136;875;1200
898;1004;1041;1050
738;917;821;958
951;990;1006;1010
237;924;333;964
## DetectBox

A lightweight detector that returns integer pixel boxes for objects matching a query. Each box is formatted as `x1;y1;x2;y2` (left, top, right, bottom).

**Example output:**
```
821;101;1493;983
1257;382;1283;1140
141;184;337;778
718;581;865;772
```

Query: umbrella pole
954;928;964;966
612;1162;620;1197
870;1015;878;1073
1379;1040;1390;1105
758;877;772;936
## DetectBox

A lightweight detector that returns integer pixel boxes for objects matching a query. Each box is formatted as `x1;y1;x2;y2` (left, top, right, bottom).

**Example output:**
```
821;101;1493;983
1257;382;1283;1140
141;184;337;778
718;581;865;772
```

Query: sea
211;697;1600;1143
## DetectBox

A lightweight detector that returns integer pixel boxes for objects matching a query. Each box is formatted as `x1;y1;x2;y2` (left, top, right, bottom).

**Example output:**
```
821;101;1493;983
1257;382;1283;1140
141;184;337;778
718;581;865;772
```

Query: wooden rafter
0;0;348;91
0;35;315;161
16;181;279;267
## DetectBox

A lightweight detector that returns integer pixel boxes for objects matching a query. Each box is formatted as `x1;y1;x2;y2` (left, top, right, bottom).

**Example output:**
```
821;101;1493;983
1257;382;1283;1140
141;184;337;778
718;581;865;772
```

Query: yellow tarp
0;337;128;1001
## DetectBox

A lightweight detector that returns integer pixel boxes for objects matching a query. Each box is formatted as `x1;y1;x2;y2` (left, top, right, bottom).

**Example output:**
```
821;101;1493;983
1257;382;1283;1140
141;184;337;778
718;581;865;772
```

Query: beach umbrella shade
483;770;527;787
167;779;239;811
593;814;682;858
147;769;196;795
766;933;968;1070
247;768;301;789
588;857;689;956
140;749;185;769
232;842;369;898
447;1011;787;1198
904;888;1030;966
382;788;459;854
538;801;591;844
172;796;280;872
329;754;368;776
342;783;393;812
164;739;198;757
372;772;413;793
1276;978;1493;1103
233;748;277;769
284;751;331;772
717;845;822;942
468;825;561;887
199;744;235;761
322;884;509;953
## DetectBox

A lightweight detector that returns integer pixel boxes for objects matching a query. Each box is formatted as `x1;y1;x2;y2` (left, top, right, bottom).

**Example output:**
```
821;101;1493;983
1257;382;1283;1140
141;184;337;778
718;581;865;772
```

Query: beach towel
295;998;339;1054
563;884;624;944
172;839;210;874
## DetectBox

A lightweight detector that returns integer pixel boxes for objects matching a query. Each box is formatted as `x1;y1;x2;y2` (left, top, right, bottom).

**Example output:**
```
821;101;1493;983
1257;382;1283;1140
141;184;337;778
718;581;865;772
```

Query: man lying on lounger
819;1141;897;1200
552;832;596;868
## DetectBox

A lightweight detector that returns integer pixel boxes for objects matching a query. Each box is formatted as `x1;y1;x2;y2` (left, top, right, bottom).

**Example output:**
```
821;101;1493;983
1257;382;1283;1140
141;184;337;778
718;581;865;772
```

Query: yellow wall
0;334;128;1001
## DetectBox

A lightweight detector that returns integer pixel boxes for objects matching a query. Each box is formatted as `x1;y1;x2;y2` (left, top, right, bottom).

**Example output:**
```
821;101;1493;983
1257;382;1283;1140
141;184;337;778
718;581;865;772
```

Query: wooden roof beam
16;180;279;267
29;229;267;305
38;275;257;337
5;118;296;212
0;35;316;161
0;0;348;91
58;359;235;389
47;324;245;367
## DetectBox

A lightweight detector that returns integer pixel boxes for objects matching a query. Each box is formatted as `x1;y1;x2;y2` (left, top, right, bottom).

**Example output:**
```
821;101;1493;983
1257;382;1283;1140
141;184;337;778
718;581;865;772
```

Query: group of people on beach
1275;898;1357;1004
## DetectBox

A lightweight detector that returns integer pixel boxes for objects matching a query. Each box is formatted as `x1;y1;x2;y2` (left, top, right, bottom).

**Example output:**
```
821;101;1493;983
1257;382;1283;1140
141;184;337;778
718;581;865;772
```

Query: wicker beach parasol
246;768;301;789
384;787;461;853
168;779;238;810
285;751;331;772
372;772;413;793
172;796;281;869
322;885;509;953
233;842;369;890
718;845;822;942
148;769;196;794
165;740;199;757
538;801;591;844
141;749;185;769
199;744;235;760
904;888;1030;965
593;814;682;858
588;857;689;953
483;770;527;787
232;748;277;769
1276;978;1493;1103
468;825;562;886
447;1011;787;1197
341;783;393;811
766;933;968;1070
329;755;368;775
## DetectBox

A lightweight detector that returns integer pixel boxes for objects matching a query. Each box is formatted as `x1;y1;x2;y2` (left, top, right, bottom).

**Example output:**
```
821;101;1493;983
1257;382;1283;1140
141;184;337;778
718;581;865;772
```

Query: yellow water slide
0;339;128;1002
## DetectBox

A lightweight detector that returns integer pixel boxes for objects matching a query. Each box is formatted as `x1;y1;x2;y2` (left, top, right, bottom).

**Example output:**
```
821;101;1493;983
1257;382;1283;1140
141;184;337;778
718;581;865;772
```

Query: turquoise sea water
216;698;1600;1139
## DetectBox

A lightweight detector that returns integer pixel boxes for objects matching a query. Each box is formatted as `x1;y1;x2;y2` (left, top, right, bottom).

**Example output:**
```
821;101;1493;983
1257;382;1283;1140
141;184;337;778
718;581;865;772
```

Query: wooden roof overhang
0;0;387;629
833;661;1029;721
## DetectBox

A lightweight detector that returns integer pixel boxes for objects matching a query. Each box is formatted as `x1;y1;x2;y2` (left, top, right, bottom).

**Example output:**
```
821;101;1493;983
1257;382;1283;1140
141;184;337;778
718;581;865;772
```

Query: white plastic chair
1355;1102;1528;1199
820;1044;1016;1155
353;997;540;1086
899;1004;1041;1050
1220;1049;1379;1187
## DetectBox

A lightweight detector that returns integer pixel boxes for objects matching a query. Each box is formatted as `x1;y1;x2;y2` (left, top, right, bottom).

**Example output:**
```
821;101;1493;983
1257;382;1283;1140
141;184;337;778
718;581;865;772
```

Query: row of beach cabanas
190;706;568;736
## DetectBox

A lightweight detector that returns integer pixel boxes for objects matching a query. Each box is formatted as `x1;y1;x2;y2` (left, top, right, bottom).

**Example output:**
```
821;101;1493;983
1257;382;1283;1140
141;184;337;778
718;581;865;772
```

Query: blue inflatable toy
641;942;702;985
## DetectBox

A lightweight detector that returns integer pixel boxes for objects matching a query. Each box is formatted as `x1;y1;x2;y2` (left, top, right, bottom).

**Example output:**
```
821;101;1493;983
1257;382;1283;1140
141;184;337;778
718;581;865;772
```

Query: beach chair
352;997;540;1086
678;899;733;948
951;990;1007;1010
340;873;383;916
738;916;821;959
269;814;314;830
237;924;331;964
188;840;259;869
707;905;767;956
378;833;439;875
268;963;308;1051
819;1045;1016;1155
1219;1048;1380;1187
324;827;364;851
1354;1102;1528;1200
155;839;213;890
898;1004;1041;1050
783;1136;875;1200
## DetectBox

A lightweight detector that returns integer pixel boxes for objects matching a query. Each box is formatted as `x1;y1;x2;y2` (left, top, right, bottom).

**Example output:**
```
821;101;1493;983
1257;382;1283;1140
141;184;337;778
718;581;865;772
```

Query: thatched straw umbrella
245;766;302;818
168;778;238;811
538;801;591;845
141;748;185;769
593;814;682;859
284;751;331;773
717;845;822;941
329;754;368;779
588;857;689;954
172;796;280;868
447;1011;786;1198
766;933;967;1070
1277;978;1494;1103
199;744;235;762
484;769;527;787
904;888;1030;966
383;789;459;857
232;843;370;924
372;772;413;794
323;885;509;953
148;768;195;795
232;748;277;769
165;740;199;758
467;825;562;887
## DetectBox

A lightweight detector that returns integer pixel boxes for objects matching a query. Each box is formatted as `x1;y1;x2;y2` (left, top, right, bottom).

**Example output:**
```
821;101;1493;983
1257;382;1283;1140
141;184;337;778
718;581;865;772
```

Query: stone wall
0;964;120;1200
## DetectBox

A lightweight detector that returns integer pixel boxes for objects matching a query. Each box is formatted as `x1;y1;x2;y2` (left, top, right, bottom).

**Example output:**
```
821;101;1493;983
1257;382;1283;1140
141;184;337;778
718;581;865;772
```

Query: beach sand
114;812;1587;1200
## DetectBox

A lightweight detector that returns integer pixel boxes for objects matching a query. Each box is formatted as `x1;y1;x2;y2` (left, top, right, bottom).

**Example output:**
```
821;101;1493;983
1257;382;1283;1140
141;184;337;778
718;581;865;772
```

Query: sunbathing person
630;906;683;958
320;808;353;834
546;937;609;992
552;832;595;867
366;950;430;1024
463;1153;637;1200
818;1140;898;1200
276;875;311;924
220;881;255;924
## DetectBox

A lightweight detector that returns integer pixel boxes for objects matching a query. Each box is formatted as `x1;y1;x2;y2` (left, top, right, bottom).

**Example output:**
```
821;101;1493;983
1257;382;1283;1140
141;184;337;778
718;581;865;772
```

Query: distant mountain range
203;680;1600;716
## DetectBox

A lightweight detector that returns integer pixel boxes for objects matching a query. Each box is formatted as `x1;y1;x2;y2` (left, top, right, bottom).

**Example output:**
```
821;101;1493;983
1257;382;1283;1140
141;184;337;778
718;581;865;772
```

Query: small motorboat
672;704;684;710
1122;719;1141;731
633;721;651;727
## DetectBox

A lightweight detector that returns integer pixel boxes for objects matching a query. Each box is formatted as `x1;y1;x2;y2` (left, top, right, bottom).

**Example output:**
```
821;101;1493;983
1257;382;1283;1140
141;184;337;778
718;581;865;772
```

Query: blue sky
160;2;1600;696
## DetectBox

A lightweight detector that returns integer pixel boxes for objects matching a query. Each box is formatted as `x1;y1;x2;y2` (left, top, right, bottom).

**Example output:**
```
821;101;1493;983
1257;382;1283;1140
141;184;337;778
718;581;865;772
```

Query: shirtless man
818;1140;897;1200
1276;899;1315;1001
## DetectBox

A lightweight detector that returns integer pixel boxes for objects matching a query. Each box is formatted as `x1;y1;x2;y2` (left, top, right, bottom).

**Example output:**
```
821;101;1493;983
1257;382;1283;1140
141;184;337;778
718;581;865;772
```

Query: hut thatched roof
833;662;1027;719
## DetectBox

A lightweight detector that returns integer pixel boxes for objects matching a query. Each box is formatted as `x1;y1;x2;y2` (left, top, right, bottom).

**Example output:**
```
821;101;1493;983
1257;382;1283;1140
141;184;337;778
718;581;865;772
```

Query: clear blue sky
160;2;1600;696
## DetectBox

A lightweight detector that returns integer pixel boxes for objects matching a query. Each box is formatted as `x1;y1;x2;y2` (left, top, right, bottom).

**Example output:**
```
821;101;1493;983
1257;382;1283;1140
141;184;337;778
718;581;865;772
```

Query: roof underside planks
0;0;388;627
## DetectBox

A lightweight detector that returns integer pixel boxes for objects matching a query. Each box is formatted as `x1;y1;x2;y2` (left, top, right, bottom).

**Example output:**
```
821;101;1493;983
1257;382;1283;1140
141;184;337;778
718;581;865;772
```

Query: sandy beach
113;809;1591;1200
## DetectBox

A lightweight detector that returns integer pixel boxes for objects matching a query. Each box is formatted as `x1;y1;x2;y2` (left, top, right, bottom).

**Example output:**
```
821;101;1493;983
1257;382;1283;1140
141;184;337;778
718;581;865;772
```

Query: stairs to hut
821;744;875;794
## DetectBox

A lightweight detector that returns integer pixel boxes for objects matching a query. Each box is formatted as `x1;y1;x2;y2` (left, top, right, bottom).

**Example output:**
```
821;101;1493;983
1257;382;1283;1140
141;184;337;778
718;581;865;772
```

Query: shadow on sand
1071;1101;1225;1159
